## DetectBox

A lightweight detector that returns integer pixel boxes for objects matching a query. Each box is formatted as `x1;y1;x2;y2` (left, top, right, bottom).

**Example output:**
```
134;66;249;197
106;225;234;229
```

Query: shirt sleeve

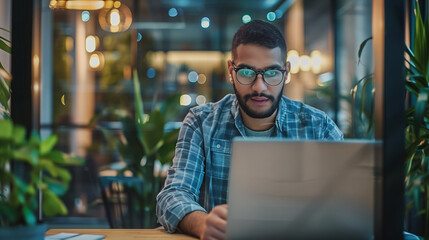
156;111;208;233
322;114;344;140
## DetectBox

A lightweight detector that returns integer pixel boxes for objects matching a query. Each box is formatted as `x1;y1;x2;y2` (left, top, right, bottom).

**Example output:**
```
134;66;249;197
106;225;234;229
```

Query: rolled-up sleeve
156;111;208;233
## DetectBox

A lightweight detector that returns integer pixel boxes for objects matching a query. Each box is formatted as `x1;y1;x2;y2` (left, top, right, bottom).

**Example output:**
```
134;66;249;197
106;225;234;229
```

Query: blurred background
0;0;374;228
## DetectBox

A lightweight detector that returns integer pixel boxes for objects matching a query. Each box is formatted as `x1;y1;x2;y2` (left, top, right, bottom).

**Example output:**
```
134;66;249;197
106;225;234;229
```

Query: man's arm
179;205;228;240
156;111;207;233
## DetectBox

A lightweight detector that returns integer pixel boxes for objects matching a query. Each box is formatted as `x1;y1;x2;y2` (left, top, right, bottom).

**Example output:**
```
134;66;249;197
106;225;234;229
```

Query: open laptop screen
226;138;381;240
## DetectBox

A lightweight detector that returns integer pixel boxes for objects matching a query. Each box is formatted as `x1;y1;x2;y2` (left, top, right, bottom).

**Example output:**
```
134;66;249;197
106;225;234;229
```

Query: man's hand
200;204;228;240
178;204;228;240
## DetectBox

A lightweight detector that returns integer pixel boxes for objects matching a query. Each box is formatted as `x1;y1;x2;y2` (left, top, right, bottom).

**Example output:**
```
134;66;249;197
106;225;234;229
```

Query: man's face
228;44;290;119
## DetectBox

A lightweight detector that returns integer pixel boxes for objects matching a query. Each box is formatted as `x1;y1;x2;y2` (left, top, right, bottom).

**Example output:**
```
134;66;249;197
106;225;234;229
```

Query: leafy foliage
354;0;429;237
0;120;83;227
0;27;11;119
89;70;180;227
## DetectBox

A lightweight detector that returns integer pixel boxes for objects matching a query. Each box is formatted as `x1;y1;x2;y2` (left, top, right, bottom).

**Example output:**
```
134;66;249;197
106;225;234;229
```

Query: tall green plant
0;119;83;227
90;70;180;228
354;0;429;237
0;27;11;119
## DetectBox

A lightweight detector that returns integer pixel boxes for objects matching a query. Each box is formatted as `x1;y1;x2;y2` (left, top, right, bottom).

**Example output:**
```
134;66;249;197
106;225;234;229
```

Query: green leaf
133;69;145;146
0;76;11;112
0;38;11;54
406;81;420;95
43;175;69;195
357;37;372;64
40;135;58;155
414;88;429;138
0;119;13;140
22;206;36;226
160;94;181;122
0;203;18;224
141;110;165;154
42;189;68;217
29;130;41;147
12;124;26;145
413;1;428;78
41;150;65;164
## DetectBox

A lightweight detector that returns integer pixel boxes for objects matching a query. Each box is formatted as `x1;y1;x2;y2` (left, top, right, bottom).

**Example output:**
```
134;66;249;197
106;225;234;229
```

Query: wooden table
46;229;198;240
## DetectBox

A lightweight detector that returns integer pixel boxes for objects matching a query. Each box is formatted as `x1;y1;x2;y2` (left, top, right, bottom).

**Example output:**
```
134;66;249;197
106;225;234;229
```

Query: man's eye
238;69;255;77
265;70;280;77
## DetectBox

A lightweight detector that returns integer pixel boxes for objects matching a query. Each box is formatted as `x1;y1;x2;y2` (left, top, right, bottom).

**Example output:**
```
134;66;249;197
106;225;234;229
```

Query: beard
233;83;284;119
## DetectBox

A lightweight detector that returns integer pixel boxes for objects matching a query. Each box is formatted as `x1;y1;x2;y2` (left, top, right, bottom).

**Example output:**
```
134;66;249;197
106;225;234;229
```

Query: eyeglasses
231;62;287;86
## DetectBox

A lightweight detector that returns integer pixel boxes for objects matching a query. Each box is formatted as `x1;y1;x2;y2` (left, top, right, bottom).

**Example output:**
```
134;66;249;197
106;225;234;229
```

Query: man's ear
227;60;234;83
285;61;291;73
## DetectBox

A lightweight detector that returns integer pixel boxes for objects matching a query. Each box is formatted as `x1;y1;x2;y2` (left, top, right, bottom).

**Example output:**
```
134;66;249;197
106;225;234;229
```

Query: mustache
244;92;275;102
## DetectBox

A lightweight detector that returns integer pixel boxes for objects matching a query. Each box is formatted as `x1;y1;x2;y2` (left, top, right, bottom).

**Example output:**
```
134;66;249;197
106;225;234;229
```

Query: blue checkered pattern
156;94;343;233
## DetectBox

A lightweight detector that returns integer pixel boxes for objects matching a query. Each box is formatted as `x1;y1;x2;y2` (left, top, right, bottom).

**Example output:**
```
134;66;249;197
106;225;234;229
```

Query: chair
99;176;145;228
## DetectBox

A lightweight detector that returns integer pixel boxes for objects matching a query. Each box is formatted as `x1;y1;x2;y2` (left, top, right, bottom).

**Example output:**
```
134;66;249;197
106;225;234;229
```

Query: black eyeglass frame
231;62;287;86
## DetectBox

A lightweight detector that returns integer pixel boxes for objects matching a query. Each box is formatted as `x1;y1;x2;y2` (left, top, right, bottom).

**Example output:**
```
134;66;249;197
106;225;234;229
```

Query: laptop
226;138;381;240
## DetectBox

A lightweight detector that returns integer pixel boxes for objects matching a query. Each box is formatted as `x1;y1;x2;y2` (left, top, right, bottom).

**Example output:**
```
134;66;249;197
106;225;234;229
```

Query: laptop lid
226;138;381;240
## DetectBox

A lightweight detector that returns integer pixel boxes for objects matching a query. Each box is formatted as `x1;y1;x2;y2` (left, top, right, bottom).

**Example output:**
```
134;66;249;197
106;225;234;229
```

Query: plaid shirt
156;94;343;233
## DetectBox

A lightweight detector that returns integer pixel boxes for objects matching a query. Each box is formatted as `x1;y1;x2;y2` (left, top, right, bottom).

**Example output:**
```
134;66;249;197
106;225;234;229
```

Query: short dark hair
231;20;287;62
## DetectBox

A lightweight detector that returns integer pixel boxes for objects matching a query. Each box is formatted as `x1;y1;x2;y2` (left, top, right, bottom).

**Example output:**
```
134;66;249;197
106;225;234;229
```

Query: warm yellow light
104;1;114;8
110;9;120;26
89;52;104;70
85;35;96;53
114;1;121;8
310;50;322;74
287;50;300;74
180;94;192;106
65;36;74;51
64;1;105;10
300;55;311;71
89;54;100;68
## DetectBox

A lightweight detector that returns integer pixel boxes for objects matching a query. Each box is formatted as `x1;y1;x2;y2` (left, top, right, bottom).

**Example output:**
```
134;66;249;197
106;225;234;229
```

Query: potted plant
90;70;180;228
0;119;83;240
354;0;429;237
0;27;11;119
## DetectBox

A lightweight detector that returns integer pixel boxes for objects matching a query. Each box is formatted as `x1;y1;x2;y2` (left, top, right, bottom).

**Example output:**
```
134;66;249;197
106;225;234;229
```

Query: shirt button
217;144;221;149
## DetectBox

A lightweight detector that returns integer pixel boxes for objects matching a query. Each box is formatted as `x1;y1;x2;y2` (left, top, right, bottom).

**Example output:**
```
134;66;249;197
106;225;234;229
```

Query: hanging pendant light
49;0;106;11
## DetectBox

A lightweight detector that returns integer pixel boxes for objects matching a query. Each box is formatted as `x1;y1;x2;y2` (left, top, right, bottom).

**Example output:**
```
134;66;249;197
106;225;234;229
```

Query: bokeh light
137;32;142;42
242;15;251;24
168;8;178;17
287;50;300;74
201;17;210;28
198;74;207;84
300;55;311;71
188;71;199;83
110;9;120;26
180;94;192;106
196;95;206;106
310;50;322;74
146;68;156;79
275;10;283;19
81;11;90;22
85;35;97;53
266;12;276;21
89;52;104;70
113;1;121;8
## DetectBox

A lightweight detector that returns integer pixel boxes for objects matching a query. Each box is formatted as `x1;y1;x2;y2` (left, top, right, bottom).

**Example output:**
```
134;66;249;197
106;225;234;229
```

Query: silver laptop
226;138;381;240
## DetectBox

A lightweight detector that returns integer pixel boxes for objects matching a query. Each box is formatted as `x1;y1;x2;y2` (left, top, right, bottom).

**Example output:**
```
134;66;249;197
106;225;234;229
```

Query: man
156;20;343;239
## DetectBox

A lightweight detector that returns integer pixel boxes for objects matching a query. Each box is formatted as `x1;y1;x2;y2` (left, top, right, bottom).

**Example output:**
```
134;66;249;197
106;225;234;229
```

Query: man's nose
251;74;268;92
